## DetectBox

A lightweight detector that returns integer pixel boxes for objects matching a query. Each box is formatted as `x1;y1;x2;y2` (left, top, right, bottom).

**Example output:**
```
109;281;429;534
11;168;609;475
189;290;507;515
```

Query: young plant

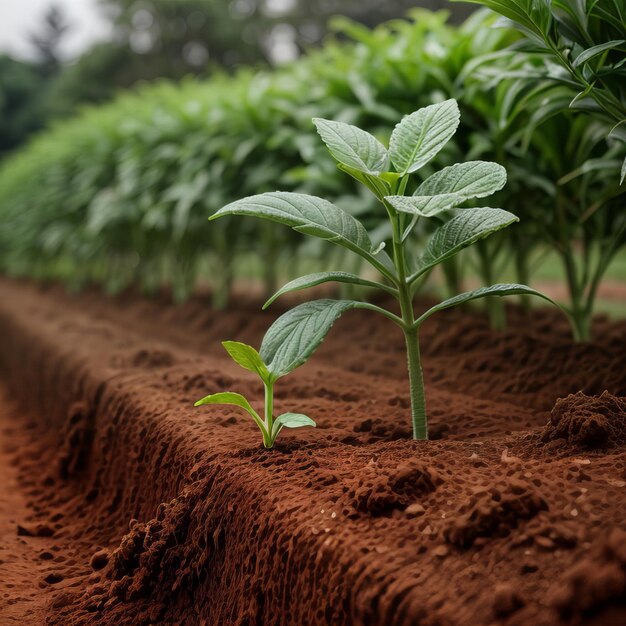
194;340;315;448
210;100;555;441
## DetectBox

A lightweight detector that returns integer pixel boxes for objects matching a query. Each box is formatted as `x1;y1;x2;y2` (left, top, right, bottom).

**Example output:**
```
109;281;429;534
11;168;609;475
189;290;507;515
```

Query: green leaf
453;0;552;42
415;161;507;200
260;299;358;378
558;157;624;185
313;118;389;175
621;156;626;185
414;284;556;327
389;99;460;175
263;271;395;309
385;193;462;217
271;412;316;438
221;341;270;381
194;391;261;421
572;40;626;68
210;191;373;259
413;209;519;279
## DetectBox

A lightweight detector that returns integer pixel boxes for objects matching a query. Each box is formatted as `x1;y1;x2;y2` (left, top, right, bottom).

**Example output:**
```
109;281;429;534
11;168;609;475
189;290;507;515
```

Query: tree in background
1;0;476;152
28;4;71;77
0;4;72;154
99;0;475;69
0;56;46;154
99;0;271;74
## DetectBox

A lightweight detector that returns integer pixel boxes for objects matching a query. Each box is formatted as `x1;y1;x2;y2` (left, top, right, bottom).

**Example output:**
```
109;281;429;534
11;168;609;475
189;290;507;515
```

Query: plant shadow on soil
0;279;625;626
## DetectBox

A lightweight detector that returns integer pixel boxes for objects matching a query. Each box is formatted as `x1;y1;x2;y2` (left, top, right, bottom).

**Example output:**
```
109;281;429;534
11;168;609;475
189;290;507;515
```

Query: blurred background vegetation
0;0;475;156
0;0;622;339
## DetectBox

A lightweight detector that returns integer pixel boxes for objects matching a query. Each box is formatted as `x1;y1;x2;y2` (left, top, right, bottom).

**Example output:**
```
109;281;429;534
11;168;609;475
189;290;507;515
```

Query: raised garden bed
0;278;625;625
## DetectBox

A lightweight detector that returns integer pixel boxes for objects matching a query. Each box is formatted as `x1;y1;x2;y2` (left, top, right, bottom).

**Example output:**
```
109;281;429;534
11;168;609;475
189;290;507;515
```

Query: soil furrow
0;279;624;625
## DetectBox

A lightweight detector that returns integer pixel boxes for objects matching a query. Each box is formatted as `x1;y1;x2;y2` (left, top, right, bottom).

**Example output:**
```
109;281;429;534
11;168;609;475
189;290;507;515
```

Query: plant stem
263;381;274;448
403;326;427;440
387;200;428;440
559;243;590;341
569;309;590;342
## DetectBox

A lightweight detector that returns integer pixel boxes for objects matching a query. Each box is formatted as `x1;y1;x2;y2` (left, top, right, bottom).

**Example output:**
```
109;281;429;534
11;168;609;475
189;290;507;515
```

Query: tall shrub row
0;8;623;338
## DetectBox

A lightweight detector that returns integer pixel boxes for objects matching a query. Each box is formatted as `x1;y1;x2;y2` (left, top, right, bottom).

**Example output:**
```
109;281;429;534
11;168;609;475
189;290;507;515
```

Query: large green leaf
221;341;270;381
210;192;373;258
572;40;626;68
414;283;555;327
260;299;358;378
271;412;316;438
415;161;507;200
313;118;389;175
194;391;261;421
389;99;461;175
413;209;519;279
263;271;394;309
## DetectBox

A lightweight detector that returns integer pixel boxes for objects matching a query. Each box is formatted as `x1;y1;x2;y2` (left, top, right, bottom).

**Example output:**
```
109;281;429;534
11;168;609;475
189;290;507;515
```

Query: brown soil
0;278;625;626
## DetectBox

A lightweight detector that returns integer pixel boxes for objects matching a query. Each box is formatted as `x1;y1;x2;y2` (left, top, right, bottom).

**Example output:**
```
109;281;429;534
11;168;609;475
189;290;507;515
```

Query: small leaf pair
195;340;315;449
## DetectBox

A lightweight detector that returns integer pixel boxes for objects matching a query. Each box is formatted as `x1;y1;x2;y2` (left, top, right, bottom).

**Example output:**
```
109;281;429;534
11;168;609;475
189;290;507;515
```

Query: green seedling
210;99;556;440
194;340;315;448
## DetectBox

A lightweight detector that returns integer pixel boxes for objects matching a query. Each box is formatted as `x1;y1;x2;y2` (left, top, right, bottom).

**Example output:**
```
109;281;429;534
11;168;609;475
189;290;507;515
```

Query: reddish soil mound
443;478;548;548
0;279;624;626
346;460;441;515
543;391;626;449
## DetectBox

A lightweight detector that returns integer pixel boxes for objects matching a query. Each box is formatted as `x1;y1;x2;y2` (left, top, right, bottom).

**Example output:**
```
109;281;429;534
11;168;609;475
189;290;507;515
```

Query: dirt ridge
0;279;625;625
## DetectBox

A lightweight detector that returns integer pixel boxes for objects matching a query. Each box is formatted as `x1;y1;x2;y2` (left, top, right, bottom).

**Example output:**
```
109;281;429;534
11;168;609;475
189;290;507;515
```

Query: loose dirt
0;279;624;625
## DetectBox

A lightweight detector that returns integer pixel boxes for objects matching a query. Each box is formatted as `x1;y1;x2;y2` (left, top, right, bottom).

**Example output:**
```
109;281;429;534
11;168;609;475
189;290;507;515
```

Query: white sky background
0;0;111;60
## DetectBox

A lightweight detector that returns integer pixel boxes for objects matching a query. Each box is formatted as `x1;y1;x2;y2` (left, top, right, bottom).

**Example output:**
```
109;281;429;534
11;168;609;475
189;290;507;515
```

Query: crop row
0;7;623;340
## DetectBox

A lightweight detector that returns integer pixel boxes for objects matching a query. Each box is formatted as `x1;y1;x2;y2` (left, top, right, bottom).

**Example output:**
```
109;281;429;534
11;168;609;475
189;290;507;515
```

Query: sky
0;0;110;61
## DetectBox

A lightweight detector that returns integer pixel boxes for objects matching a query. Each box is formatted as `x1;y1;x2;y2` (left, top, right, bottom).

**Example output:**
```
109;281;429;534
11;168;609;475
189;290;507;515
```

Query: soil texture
0;279;625;626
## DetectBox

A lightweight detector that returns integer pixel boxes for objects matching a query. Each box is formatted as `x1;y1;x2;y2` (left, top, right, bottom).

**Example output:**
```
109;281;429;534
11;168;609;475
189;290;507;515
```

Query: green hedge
0;8;623;337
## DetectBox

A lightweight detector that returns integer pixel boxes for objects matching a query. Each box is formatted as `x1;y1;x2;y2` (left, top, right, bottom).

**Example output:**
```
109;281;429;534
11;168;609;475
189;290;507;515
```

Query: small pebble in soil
607;478;625;487
433;545;449;558
534;536;556;550
501;449;523;465
405;503;425;517
469;452;486;467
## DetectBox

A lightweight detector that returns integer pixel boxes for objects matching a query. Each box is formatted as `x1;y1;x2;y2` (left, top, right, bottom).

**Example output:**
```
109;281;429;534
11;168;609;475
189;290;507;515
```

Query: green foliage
0;7;622;341
0;10;516;305
455;0;626;338
456;0;626;179
195;341;315;448
213;102;555;440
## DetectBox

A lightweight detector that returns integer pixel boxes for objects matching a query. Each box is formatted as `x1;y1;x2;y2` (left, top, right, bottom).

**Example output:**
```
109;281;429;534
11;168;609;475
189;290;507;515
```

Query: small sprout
194;341;315;448
210;99;558;441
